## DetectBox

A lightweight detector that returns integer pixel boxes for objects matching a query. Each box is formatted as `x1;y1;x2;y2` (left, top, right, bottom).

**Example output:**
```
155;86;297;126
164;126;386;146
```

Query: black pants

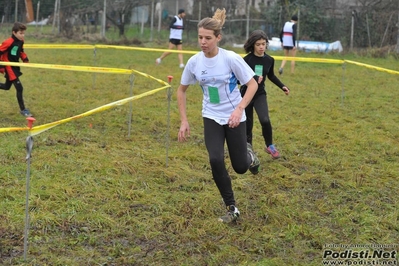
0;78;26;111
245;93;273;147
203;117;251;207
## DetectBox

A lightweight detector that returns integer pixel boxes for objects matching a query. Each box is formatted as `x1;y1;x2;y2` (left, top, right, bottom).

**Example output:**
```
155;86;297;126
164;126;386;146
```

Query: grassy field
0;31;399;265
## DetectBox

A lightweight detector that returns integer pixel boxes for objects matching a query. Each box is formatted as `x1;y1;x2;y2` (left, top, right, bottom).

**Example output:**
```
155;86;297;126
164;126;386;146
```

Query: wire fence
1;0;399;52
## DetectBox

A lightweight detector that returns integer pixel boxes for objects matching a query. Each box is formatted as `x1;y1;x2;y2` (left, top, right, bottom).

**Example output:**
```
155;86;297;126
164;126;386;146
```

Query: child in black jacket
0;22;32;117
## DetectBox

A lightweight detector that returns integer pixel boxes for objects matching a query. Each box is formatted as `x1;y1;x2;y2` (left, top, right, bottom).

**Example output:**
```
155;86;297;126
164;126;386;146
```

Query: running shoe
247;143;260;174
265;144;280;159
155;58;161;65
20;109;32;117
218;205;240;223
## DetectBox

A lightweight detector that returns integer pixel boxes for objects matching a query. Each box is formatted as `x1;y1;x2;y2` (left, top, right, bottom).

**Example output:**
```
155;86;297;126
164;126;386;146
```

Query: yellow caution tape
0;61;170;86
0;127;29;133
25;44;94;49
28;85;170;136
22;44;398;70
0;84;170;134
272;56;344;64
0;58;171;135
344;60;399;75
1;61;132;74
24;43;197;55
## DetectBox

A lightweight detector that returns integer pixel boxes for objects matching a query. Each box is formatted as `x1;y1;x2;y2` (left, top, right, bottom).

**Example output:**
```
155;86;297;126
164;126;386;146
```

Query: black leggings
245;93;273;147
203;117;251;207
0;78;25;111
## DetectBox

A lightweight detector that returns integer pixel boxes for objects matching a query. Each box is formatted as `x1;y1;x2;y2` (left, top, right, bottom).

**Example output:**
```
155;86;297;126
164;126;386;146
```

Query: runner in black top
241;30;290;159
0;22;32;117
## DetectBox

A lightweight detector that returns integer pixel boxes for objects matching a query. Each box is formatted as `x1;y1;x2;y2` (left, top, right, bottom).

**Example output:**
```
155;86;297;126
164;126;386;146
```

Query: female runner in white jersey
279;15;298;75
177;8;260;223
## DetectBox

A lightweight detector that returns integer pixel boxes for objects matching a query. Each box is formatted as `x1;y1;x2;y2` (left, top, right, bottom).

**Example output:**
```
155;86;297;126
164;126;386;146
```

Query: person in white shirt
279;15;298;75
156;9;186;68
177;8;260;223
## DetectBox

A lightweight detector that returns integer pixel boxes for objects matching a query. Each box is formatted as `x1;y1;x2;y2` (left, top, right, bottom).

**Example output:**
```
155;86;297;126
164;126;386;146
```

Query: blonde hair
197;8;226;37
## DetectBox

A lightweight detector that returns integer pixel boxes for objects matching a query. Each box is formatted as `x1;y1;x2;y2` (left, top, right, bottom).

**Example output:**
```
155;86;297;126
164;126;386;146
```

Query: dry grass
0;40;399;265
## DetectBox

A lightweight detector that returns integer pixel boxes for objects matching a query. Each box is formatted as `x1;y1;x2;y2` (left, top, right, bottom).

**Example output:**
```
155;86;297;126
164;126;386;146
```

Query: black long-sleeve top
242;52;285;97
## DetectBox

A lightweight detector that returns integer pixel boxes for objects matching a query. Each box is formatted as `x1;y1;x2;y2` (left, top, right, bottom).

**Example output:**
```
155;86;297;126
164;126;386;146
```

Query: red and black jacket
0;35;29;81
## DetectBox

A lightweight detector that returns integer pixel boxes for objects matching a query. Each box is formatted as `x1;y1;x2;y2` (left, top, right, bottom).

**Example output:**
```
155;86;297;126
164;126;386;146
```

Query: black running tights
0;78;25;111
203;117;251;207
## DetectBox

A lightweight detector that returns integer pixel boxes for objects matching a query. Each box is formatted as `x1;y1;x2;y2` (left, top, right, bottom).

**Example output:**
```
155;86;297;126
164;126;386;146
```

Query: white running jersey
181;48;255;125
282;21;295;47
170;16;183;40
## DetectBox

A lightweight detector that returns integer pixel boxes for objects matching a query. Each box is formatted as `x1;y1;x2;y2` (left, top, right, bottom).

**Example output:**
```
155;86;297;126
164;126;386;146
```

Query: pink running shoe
265;144;280;159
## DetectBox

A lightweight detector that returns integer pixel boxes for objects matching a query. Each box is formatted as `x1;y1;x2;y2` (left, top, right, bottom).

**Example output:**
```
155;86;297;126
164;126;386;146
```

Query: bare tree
105;0;148;37
1;0;12;22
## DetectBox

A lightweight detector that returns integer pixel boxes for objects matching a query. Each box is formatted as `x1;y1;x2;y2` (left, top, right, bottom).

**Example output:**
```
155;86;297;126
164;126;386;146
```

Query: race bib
208;86;220;104
11;46;18;56
255;65;263;76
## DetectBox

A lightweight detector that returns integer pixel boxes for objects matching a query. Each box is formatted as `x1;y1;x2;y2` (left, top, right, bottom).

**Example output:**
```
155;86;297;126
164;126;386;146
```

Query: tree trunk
119;24;125;36
3;0;11;22
396;7;399;53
